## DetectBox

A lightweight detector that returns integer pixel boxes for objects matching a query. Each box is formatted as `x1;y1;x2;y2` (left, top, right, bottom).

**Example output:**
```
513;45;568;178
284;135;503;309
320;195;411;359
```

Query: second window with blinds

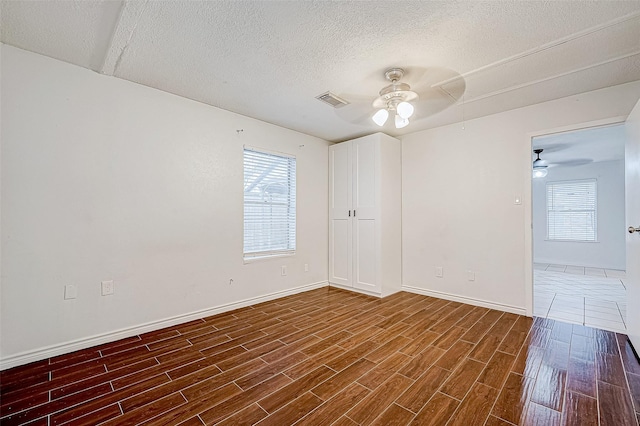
546;179;597;242
243;147;296;260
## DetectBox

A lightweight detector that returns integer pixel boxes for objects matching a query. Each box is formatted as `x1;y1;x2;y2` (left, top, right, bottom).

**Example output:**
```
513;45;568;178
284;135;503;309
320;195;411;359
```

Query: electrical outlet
281;266;287;276
64;285;77;300
468;271;476;281
304;264;309;272
435;267;443;278
101;280;114;296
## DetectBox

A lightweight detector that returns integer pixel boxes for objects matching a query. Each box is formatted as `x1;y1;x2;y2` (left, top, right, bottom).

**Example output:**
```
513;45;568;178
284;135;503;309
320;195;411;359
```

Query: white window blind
243;147;296;258
546;179;597;242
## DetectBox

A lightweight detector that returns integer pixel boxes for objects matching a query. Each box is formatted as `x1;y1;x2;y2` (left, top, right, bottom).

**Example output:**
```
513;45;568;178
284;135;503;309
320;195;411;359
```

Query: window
243;147;296;259
546;179;597;242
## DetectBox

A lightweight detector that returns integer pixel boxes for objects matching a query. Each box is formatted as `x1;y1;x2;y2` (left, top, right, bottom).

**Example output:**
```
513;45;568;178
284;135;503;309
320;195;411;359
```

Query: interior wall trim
328;282;383;298
0;280;328;371
402;285;527;316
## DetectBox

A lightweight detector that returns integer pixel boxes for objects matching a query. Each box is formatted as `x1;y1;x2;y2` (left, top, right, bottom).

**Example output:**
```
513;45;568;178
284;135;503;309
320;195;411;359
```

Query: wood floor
1;287;640;426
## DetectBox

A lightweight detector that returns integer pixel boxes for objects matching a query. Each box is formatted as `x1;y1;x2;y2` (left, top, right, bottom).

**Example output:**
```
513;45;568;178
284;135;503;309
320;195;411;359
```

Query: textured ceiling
533;124;626;166
2;1;640;142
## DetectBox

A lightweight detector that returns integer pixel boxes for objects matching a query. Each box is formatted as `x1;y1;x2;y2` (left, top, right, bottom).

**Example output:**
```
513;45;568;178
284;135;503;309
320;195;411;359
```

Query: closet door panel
331;220;351;285
353;139;376;213
354;218;377;291
329;143;352;286
352;139;379;293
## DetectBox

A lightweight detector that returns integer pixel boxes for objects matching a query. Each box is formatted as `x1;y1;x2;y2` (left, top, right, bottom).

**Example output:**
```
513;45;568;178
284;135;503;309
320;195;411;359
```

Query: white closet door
329;142;352;287
352;138;380;293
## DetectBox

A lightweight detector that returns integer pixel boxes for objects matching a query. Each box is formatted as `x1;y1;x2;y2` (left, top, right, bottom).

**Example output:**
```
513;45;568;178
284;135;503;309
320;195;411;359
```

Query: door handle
630;226;640;234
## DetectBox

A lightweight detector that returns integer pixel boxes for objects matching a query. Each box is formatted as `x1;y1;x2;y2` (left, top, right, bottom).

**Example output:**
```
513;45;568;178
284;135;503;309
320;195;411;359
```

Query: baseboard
329;282;382;298
534;259;624;271
0;281;328;371
628;338;640;364
402;285;527;316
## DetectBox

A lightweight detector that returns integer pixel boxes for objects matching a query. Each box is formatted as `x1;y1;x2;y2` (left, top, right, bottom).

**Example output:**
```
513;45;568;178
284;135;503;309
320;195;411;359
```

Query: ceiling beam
99;0;149;76
459;50;640;106
432;10;640;88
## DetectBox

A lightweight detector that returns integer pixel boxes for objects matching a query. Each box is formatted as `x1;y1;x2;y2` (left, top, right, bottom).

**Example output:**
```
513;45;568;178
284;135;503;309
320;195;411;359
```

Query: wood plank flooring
1;287;639;425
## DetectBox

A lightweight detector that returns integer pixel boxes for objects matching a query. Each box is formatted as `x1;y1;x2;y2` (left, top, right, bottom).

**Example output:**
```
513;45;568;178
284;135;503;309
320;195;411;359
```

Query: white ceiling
533;124;626;167
2;1;640;142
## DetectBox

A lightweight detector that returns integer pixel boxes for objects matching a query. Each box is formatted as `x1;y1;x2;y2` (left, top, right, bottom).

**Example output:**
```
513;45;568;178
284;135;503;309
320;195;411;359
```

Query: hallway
534;263;627;333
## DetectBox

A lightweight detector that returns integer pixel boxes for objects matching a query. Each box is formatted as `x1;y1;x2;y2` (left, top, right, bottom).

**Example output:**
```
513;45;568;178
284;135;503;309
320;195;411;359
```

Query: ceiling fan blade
410;88;462;120
411;67;465;96
331;66;466;126
533;158;549;167
399;66;429;86
549;159;593;167
333;94;374;126
409;67;466;119
531;143;571;153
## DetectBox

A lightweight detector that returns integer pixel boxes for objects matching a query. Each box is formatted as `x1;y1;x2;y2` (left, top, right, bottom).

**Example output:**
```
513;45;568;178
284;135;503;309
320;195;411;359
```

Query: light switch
101;280;114;296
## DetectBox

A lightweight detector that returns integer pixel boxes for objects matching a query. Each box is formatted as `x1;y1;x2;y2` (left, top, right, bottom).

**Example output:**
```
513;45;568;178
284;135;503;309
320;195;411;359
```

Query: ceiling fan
532;148;593;178
331;66;466;131
532;149;548;178
370;68;418;129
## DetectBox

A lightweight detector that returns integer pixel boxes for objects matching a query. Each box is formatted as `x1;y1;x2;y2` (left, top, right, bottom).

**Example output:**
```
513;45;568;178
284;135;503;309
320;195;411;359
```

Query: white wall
0;45;329;367
401;81;640;313
532;160;625;270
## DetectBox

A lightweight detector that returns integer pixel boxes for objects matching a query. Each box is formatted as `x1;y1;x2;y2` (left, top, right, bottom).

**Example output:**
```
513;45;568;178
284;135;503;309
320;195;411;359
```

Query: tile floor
534;263;627;333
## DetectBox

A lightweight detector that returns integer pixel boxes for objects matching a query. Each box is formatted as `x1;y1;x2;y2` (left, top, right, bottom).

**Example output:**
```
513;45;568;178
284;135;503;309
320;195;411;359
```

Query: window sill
243;252;296;264
544;239;599;243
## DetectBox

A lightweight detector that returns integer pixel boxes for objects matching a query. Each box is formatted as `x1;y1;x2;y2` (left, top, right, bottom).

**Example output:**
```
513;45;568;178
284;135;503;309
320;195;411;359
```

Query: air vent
316;91;349;108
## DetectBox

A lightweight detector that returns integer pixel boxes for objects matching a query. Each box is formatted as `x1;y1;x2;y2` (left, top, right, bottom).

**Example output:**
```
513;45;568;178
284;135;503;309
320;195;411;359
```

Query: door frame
523;116;627;317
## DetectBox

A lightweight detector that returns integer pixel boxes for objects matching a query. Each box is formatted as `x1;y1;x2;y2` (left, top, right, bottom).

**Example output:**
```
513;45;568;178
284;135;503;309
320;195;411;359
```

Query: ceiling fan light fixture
372;108;389;126
533;168;548;178
395;115;409;129
397;101;414;119
371;68;418;128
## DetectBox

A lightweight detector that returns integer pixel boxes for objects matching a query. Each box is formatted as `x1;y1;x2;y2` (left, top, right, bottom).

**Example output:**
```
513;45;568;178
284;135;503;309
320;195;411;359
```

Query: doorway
531;124;627;333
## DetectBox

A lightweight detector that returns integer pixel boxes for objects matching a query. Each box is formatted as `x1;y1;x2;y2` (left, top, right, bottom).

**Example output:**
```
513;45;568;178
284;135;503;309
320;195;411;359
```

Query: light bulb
532;168;548;178
395;115;409;129
397;101;414;119
372;109;389;126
